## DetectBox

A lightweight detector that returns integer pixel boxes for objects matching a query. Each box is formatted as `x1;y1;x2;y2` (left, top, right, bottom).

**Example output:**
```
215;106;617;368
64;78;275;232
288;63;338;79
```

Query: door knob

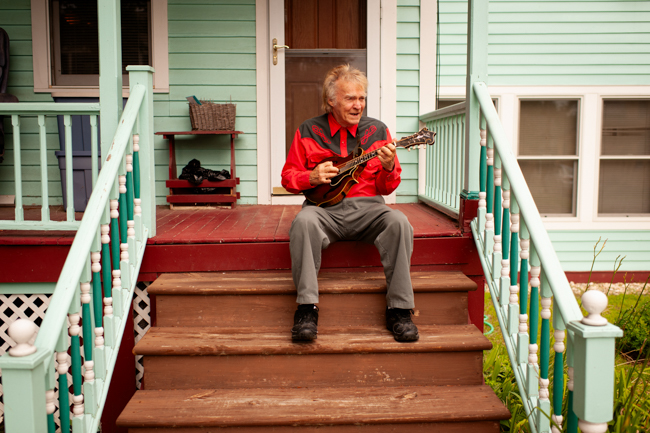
273;38;289;65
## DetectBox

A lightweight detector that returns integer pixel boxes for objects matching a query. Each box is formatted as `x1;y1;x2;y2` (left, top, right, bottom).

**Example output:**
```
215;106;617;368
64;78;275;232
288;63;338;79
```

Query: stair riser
143;351;484;390
128;421;501;432
155;292;469;327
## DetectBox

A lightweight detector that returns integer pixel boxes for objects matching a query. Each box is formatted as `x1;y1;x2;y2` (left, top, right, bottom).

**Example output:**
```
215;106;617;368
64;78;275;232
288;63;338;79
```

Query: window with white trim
31;0;168;95
517;99;580;216
599;99;650;215
52;0;150;86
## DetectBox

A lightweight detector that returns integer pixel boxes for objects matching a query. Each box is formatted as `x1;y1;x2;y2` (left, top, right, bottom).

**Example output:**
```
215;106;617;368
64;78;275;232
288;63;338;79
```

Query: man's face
329;80;366;128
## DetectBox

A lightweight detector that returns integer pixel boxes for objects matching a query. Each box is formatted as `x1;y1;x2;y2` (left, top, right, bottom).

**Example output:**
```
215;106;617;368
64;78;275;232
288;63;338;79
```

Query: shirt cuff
298;171;313;191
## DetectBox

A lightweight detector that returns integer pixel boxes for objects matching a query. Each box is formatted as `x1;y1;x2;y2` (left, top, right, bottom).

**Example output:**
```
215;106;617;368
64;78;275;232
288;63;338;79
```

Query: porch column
98;0;123;158
463;0;488;198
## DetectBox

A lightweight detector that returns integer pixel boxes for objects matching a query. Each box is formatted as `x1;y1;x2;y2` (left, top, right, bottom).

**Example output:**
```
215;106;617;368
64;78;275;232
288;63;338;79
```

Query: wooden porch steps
117;270;510;432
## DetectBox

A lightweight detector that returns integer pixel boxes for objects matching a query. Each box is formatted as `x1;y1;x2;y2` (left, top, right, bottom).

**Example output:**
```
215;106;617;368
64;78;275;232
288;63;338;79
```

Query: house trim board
418;0;437;196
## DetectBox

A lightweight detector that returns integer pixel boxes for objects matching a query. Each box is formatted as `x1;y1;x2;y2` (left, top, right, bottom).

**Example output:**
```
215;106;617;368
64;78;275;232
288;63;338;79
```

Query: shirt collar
328;113;359;137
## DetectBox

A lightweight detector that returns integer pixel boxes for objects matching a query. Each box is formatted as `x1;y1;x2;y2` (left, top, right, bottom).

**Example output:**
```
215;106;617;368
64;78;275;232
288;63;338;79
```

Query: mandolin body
304;152;367;207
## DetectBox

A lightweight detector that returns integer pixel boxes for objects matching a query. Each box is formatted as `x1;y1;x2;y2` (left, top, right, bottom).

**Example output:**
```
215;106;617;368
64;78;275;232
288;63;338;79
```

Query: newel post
463;0;488;199
0;319;50;433
566;290;623;433
126;66;156;237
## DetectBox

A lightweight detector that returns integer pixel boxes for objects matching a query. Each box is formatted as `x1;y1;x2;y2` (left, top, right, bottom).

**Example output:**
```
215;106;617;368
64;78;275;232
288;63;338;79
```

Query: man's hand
309;161;339;186
377;139;397;172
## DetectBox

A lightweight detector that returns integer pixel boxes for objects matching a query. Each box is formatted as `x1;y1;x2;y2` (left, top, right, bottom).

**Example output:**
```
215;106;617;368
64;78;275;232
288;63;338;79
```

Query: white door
268;0;381;204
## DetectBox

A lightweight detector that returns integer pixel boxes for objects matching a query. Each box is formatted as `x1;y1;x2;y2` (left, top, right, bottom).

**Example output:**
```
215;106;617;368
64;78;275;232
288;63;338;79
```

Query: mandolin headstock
396;127;436;151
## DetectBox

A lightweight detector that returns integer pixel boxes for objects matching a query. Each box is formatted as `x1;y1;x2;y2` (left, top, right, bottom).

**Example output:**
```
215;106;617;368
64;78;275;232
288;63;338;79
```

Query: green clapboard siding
0;0;60;206
159;0;257;205
396;1;420;202
437;0;650;86
548;230;650;273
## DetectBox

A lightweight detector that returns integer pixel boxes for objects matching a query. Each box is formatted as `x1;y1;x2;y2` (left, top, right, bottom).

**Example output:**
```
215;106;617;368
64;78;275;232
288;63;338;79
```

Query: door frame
256;0;397;205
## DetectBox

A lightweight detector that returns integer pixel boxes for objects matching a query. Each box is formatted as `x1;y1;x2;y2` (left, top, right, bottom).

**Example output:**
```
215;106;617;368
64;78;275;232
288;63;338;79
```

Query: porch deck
0;203;477;284
0;203;460;245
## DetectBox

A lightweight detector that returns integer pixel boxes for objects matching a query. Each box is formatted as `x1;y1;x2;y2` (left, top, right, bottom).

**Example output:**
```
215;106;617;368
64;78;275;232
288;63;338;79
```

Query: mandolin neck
336;148;382;173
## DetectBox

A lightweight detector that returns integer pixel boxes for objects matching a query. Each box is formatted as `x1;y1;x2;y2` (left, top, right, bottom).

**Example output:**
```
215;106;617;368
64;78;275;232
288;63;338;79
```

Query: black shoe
386;307;419;342
292;304;319;341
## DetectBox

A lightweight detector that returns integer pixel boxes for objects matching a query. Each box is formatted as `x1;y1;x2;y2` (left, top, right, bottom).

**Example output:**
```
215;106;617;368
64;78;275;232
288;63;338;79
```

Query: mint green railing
0;66;155;433
419;102;466;217
469;81;623;433
0;103;101;230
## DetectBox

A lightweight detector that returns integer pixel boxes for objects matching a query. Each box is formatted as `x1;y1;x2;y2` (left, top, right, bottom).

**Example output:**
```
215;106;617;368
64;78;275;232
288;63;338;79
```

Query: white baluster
126;155;136;240
69;312;80;337
485;147;494;232
72;394;84;417
7;319;37;356
68;313;85;417
118;175;129;262
119;175;127;195
112;269;122;293
80;282;95;384
519;237;529;335
91;252;101;274
493;167;502;255
551;329;566;433
104;296;114;317
120;242;129;262
46;389;56;418
539;296;552;399
552;415;564;433
126;154;133;175
110;199;119;220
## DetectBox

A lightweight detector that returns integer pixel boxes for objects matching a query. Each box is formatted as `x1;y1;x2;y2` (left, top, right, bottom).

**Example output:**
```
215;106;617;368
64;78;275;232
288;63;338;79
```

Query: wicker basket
189;101;236;131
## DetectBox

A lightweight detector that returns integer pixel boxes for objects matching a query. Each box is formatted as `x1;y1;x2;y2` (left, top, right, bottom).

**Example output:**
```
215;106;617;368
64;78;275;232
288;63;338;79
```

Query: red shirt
281;114;402;197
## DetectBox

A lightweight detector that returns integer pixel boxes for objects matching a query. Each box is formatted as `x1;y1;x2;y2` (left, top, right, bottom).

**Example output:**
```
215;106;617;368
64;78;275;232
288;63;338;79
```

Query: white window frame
435;85;650;231
516;97;582;218
30;0;169;97
597;97;650;217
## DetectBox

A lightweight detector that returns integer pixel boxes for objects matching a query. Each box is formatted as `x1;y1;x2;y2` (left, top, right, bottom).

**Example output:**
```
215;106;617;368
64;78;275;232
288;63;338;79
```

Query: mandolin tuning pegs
408;147;412;152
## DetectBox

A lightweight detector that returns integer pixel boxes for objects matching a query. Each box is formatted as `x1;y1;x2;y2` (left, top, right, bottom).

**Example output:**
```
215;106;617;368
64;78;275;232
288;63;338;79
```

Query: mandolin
304;127;436;207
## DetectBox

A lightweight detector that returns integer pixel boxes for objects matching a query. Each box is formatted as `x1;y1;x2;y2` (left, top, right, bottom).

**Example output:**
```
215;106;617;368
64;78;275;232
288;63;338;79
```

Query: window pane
55;0;150;81
598;160;650;214
601;100;650;156
438;100;464;109
519;160;576;215
58;2;99;75
519;100;578;156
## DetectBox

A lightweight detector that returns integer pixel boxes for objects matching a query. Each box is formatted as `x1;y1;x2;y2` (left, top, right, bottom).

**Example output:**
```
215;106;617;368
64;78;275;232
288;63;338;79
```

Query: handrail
0;103;101;115
472;82;582;324
35;85;144;353
419;101;467;123
469;81;623;433
0;67;156;433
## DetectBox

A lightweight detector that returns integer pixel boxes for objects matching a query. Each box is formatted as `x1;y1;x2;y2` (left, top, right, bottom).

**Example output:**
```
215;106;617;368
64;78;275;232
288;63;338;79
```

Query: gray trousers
289;196;415;309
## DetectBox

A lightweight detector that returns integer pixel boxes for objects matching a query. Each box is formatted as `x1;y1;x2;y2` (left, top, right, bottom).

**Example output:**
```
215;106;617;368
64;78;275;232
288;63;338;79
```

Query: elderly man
281;65;418;343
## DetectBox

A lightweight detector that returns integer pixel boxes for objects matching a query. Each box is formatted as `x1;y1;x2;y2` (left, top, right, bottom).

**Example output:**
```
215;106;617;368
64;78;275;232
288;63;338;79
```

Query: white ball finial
8;319;38;356
581;290;609;326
